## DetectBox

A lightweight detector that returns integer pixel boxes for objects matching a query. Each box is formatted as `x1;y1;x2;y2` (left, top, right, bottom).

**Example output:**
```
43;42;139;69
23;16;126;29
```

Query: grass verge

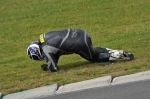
0;0;150;95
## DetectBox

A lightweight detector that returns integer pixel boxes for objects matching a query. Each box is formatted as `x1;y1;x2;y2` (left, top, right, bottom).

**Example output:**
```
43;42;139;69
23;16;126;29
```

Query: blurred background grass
0;0;150;95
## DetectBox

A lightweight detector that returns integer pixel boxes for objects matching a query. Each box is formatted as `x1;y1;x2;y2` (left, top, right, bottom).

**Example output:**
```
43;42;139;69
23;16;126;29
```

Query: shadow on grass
59;59;134;71
59;61;93;71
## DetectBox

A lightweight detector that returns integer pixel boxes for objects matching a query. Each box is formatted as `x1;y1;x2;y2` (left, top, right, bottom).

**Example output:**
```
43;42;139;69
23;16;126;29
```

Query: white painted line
2;84;57;99
0;92;2;99
112;71;150;85
57;76;112;94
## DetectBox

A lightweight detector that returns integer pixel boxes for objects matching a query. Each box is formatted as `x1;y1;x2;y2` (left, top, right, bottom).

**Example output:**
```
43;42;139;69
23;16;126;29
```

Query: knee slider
97;53;110;62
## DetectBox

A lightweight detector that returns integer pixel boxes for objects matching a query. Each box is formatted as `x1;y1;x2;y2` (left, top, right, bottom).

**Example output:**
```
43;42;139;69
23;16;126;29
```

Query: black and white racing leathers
38;28;111;72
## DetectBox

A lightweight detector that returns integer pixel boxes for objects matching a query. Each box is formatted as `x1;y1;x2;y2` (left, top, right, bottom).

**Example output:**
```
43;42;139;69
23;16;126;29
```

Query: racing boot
107;49;134;61
119;50;134;60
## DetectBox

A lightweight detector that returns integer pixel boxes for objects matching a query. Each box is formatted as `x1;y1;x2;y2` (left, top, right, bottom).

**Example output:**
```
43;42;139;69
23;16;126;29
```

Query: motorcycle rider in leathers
27;28;134;72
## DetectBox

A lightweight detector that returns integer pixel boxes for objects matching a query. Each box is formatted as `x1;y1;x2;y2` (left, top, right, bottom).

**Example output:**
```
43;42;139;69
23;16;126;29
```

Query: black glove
41;64;48;71
49;63;59;72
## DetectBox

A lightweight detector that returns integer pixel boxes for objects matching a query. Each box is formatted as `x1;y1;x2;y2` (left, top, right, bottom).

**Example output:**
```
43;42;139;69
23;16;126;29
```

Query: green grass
0;0;150;95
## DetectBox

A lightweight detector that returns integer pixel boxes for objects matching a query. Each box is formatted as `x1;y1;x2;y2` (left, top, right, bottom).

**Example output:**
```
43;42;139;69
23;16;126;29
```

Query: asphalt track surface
39;79;150;99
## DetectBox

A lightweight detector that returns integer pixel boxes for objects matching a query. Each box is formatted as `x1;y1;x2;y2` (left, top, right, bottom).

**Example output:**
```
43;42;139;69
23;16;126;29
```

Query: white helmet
27;41;43;60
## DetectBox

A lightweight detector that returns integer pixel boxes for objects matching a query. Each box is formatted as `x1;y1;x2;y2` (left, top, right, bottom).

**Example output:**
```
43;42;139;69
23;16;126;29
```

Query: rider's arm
47;53;59;72
42;46;59;72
